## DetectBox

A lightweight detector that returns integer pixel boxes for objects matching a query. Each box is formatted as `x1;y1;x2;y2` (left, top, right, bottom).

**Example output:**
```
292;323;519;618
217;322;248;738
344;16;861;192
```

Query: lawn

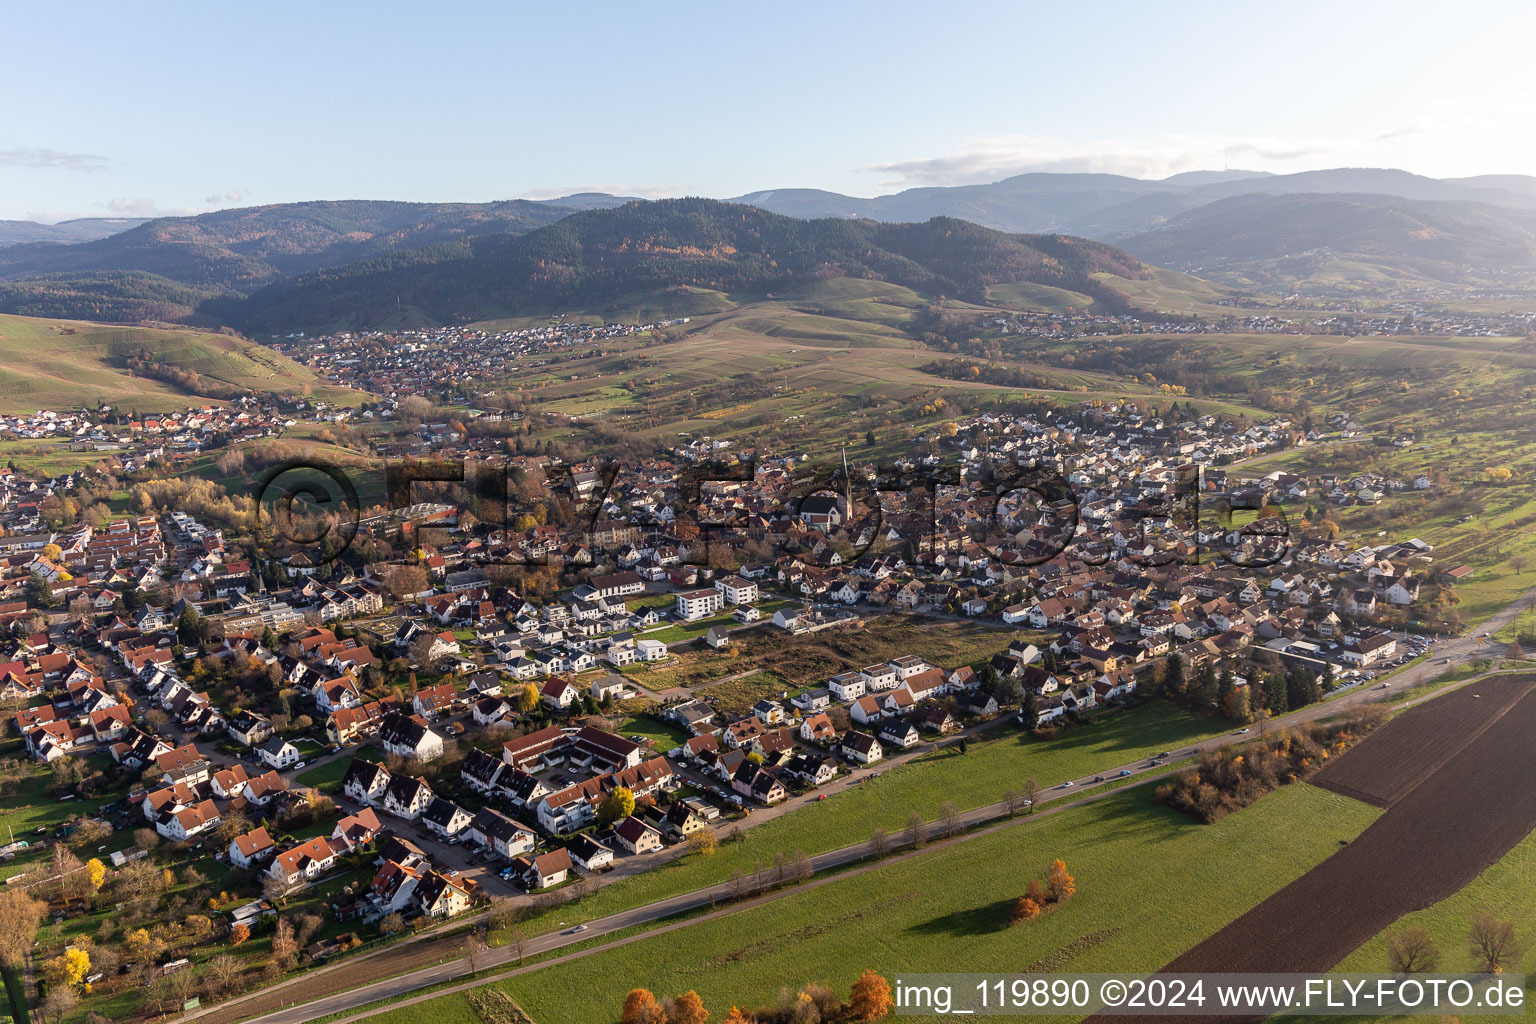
477;702;1234;948
370;783;1379;1024
297;757;353;794
694;670;799;715
612;712;692;753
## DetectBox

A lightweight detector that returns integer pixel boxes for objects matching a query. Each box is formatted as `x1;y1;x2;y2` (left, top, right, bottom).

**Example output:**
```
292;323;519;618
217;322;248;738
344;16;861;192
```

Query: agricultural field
0;437;121;478
1315;828;1536;1023
0;313;362;413
370;784;1378;1024
469;281;1249;454
624;615;1035;692
1161;674;1536;981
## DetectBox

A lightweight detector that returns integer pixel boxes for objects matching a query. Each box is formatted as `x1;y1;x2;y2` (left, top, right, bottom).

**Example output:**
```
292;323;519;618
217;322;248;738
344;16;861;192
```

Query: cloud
860;135;1346;190
519;183;686;201
98;197;188;218
95;193;249;219
0;147;109;172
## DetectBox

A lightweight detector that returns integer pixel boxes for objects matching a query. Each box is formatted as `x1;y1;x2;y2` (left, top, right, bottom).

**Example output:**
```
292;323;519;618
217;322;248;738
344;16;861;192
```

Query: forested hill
216;198;1147;332
0;199;577;294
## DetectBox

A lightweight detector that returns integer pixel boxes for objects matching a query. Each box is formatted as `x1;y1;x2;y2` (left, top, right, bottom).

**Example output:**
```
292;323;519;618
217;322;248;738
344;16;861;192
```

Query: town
0;369;1487;1022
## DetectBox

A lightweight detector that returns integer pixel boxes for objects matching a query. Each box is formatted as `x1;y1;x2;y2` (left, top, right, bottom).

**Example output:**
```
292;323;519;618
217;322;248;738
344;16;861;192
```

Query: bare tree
1386;926;1441;974
490;898;525;935
167;966;199;1008
206;953;242;995
904;810;926;849
263;873;300;908
1023;777;1042;814
0;889;45;967
270;916;298;970
461;934;487;976
39;986;77;1024
505;924;527;964
1002;789;1025;817
792;850;813;881
869;828;890;860
293;912;324;950
939;801;961;838
1468;914;1522;974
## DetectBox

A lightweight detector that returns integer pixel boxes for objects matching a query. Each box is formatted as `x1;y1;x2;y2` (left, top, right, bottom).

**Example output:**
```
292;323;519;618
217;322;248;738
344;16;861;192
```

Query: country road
190;584;1536;1024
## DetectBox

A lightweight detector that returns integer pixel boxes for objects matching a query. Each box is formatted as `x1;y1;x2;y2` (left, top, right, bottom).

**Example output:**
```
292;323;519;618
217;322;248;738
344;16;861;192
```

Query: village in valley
0;349;1484;1020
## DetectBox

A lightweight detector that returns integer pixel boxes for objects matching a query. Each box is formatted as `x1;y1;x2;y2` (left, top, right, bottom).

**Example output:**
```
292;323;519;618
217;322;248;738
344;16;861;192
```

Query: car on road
1157;751;1170;757
1094;776;1104;783
1118;769;1132;777
1237;728;1250;734
565;924;587;934
814;793;827;800
1376;683;1390;690
1059;781;1073;789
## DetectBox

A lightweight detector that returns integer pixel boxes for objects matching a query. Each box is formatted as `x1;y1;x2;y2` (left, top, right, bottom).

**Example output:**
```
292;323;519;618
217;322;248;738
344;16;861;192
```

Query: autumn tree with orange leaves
1047;859;1076;902
672;989;709;1024
849;969;894;1020
621;988;668;1024
1009;896;1042;924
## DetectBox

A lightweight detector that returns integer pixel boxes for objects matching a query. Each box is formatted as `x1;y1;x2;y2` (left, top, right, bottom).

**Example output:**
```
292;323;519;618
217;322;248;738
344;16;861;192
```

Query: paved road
192;585;1536;1024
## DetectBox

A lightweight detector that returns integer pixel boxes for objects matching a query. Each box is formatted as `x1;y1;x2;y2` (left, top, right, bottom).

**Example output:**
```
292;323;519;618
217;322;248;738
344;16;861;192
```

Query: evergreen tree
1264;672;1289;714
1217;666;1235;715
1019;688;1039;730
1162;652;1186;696
1192;661;1218;707
978;662;1000;697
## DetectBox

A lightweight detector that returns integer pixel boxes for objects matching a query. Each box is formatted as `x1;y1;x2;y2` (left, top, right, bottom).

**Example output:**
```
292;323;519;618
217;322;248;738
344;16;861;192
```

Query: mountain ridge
211;197;1148;333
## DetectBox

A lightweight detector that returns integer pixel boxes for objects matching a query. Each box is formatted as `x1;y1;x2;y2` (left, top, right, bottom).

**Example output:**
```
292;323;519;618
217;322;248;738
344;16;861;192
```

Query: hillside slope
1119;192;1536;283
0;217;148;247
215;197;1147;332
0;313;361;413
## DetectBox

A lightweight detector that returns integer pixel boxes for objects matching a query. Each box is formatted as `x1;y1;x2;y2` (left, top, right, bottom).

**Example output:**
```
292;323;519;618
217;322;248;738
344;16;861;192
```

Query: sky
4;0;1535;222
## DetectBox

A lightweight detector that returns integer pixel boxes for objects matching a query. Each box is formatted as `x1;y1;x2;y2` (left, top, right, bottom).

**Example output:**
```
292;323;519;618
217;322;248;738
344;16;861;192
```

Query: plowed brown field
1094;673;1536;1024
